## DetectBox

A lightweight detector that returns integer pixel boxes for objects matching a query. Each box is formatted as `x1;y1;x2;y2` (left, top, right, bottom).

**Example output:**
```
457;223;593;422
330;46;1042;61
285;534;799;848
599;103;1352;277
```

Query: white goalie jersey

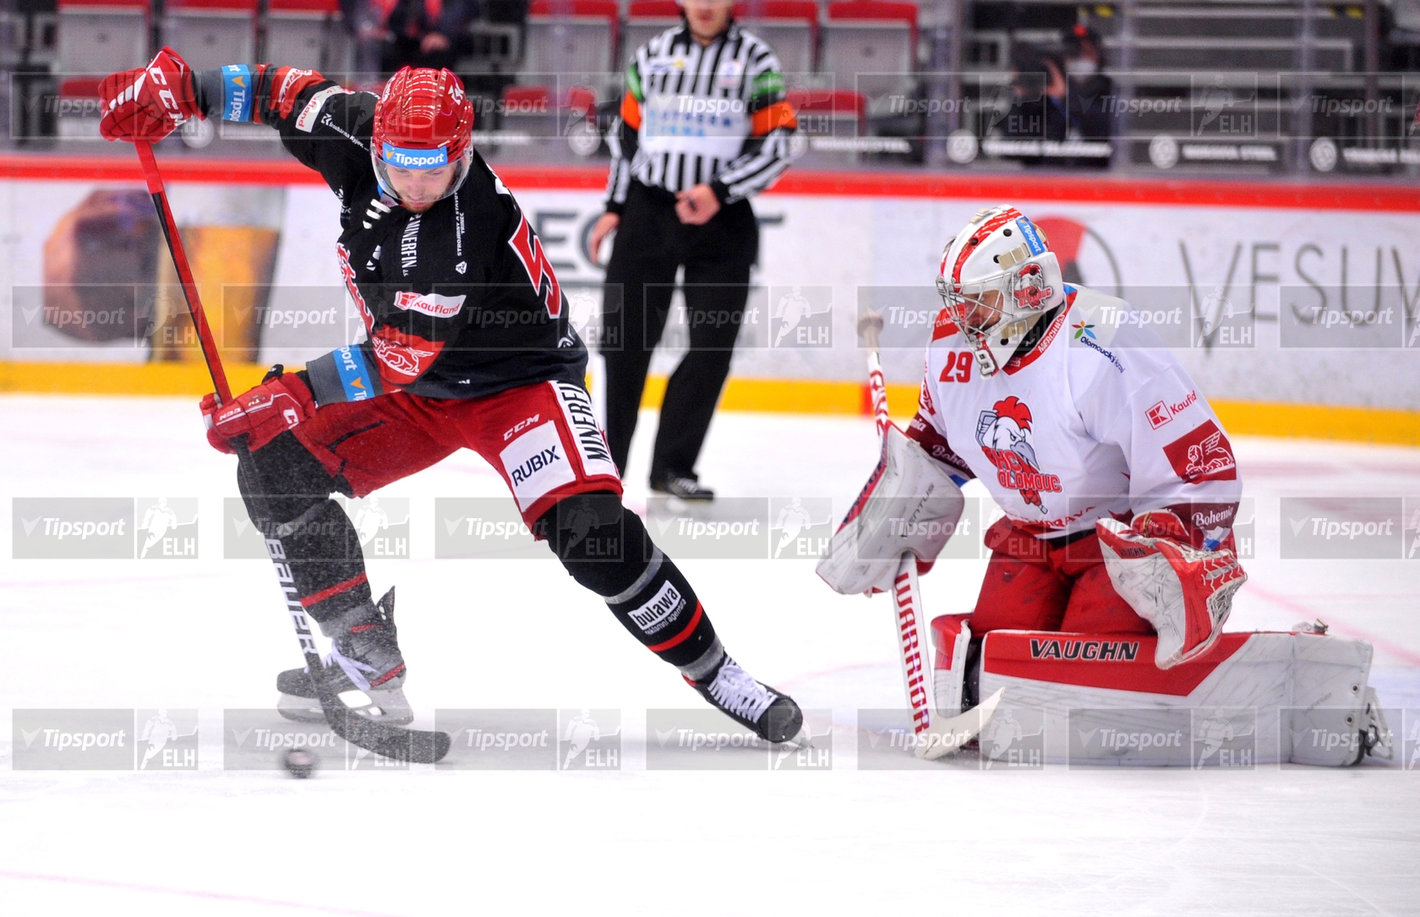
913;284;1243;545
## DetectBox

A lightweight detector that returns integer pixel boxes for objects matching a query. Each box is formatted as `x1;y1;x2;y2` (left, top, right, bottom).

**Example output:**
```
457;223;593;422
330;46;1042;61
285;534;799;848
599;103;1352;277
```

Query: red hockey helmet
371;67;476;204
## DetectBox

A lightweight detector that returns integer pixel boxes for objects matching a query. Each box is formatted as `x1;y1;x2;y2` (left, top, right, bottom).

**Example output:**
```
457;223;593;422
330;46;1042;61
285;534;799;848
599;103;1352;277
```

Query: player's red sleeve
257;66;328;123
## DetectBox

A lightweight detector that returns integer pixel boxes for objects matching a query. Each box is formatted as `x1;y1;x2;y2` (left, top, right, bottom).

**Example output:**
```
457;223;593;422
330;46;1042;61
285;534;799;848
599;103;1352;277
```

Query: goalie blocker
931;615;1392;766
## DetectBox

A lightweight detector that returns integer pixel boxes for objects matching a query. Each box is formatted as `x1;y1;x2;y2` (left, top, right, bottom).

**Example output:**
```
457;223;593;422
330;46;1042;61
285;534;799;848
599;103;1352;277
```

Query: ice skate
650;473;715;502
687;654;805;744
276;588;413;725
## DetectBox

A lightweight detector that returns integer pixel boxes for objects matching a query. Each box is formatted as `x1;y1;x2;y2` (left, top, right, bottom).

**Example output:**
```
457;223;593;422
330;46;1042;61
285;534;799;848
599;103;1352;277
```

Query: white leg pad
937;626;1384;766
930;614;973;717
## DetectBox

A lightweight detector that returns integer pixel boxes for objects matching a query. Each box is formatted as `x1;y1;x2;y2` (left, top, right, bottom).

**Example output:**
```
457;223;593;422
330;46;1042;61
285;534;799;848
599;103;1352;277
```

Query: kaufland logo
1146;390;1199;429
382;144;448;169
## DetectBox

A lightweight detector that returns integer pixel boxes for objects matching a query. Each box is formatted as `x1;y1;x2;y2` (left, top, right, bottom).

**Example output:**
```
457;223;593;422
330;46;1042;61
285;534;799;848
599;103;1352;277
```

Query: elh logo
557;708;622;770
769;285;833;349
136;708;199;770
136;497;199;559
338;494;411;559
768;497;834;559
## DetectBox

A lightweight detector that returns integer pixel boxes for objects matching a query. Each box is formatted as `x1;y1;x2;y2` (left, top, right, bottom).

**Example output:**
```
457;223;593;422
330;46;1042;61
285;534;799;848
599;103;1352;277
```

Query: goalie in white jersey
822;204;1247;672
821;206;1393;765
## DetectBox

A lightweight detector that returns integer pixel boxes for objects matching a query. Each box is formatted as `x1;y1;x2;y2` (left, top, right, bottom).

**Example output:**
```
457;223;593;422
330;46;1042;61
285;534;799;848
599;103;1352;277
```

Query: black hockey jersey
196;65;586;402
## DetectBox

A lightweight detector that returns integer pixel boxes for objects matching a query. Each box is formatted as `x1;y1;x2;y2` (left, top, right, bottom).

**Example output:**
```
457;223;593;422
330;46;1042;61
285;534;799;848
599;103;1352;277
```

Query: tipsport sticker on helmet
1017;216;1047;257
381;143;449;170
221;65;253;123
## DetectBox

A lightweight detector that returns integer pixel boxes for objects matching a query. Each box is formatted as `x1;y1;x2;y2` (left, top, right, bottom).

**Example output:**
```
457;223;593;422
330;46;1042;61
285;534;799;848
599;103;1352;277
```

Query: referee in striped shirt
587;0;799;501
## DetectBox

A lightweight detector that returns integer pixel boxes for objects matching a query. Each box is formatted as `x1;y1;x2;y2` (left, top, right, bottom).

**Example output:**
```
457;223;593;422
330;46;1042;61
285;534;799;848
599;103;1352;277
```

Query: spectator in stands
998;44;1069;167
341;0;478;77
1060;22;1115;167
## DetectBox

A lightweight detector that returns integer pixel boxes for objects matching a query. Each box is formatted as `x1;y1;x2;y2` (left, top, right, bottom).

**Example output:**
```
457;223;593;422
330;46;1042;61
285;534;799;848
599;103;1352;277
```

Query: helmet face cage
936;206;1064;376
371;67;475;205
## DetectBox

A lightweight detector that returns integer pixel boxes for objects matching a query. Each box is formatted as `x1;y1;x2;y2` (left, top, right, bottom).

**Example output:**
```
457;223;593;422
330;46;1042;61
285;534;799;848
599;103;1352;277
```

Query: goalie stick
857;311;1002;760
135;141;450;764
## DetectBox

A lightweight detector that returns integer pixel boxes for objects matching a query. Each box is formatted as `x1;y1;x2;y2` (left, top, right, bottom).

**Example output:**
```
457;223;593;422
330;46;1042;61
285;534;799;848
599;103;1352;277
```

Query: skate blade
276;690;415;726
777;726;814;749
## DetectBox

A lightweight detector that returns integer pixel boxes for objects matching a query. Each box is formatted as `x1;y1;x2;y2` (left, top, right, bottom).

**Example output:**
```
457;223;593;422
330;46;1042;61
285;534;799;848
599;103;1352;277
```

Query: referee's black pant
599;181;759;484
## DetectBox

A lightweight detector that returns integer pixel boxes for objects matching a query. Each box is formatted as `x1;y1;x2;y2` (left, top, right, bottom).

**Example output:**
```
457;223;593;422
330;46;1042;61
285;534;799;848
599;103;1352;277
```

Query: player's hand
1096;511;1247;668
675;185;721;225
587;212;620;265
200;367;316;454
98;46;201;143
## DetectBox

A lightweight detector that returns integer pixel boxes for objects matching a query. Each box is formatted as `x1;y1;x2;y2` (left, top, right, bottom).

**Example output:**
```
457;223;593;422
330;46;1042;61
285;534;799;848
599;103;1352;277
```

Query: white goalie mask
936;205;1066;377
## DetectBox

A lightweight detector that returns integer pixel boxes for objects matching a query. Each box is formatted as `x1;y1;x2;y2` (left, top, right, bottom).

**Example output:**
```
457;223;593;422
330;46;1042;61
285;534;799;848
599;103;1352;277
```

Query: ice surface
2;395;1418;916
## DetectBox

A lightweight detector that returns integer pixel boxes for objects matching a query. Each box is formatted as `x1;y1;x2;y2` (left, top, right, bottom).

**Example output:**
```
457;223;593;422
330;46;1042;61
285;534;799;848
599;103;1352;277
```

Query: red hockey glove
200;367;316;454
1096;510;1247;669
98;46;202;143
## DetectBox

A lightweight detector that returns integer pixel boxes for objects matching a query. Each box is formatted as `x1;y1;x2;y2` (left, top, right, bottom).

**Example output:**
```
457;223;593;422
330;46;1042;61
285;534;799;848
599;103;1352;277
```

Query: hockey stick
857;311;1001;760
134;141;450;763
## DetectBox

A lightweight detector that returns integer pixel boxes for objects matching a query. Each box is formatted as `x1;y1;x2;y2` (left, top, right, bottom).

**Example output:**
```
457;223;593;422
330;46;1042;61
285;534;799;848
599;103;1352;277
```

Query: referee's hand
675;185;721;225
587;212;620;265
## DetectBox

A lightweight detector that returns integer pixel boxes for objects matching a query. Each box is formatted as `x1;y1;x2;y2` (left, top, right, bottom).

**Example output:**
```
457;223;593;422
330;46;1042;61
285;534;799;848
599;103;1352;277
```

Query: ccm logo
147;66;183;120
503;414;541;440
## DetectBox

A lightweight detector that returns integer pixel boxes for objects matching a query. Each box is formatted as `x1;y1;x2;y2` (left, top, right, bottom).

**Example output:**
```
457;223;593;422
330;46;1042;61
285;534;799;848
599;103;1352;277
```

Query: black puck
283;747;318;778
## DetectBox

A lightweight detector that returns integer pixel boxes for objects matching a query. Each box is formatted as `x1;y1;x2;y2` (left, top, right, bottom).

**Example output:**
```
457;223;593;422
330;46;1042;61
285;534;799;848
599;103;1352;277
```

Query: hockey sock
236;437;372;627
540;494;719;670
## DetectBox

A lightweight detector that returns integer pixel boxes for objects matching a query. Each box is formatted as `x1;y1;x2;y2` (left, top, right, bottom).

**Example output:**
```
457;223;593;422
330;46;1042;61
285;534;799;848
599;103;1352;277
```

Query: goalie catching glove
1096;510;1247;669
201;366;317;454
817;424;966;596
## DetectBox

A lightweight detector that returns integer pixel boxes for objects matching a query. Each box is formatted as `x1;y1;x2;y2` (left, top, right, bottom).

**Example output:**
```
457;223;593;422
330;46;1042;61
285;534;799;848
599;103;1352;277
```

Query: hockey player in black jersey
97;48;804;745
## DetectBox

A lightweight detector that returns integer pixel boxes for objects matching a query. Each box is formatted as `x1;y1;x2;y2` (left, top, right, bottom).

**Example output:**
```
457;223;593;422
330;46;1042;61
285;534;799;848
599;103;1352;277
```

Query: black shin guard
237;433;372;627
539;494;720;671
